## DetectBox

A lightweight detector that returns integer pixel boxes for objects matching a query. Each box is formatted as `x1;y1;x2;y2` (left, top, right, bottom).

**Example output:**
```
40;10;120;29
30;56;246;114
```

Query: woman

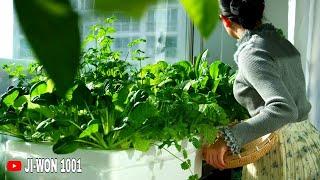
203;0;320;179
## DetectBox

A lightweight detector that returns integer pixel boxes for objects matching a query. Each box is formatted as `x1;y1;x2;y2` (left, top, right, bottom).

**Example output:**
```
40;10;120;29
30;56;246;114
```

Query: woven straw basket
223;132;278;169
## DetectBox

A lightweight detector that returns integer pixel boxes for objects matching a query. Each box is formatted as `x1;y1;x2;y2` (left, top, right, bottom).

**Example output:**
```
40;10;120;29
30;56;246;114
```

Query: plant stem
153;143;194;175
67;120;82;131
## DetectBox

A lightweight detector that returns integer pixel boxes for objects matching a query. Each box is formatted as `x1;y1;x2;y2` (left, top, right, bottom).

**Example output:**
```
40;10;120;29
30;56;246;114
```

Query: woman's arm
203;47;300;169
229;47;298;148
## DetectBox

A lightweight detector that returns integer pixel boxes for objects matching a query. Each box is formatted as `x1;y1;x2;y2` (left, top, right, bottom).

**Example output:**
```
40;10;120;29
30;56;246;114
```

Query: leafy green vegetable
79;124;99;138
128;102;157;126
133;134;151;152
0;18;248;180
30;81;47;98
1;88;20;107
53;136;79;154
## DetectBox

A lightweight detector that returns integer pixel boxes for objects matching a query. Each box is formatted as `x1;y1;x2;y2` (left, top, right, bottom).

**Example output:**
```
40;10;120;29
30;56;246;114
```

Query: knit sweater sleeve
227;47;299;149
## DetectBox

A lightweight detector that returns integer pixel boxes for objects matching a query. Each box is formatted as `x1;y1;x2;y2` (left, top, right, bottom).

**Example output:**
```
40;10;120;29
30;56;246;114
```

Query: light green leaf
133;134;151;152
209;61;222;80
199;125;218;144
180;0;219;38
1;88;20;107
95;0;158;17
30;81;47;98
79;124;99;138
14;0;80;95
46;79;55;93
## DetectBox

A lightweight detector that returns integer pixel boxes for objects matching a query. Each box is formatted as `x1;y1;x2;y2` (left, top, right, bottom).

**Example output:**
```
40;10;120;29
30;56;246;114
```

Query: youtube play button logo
6;160;22;172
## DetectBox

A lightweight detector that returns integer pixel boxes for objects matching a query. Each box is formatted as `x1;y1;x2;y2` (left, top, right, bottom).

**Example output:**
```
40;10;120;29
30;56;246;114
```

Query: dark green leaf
14;95;28;108
191;137;201;149
14;0;80;95
188;174;200;180
175;142;182;152
181;161;190;170
128;102;157;126
36;118;56;132
183;149;188;159
53;136;79;154
71;83;94;108
31;93;58;106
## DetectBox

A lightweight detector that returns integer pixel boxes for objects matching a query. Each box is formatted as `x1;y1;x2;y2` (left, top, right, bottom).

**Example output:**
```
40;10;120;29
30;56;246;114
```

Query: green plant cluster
14;0;220;96
0;18;248;179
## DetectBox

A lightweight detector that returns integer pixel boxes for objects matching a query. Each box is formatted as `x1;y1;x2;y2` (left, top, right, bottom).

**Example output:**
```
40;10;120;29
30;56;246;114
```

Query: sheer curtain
306;0;320;130
289;0;320;130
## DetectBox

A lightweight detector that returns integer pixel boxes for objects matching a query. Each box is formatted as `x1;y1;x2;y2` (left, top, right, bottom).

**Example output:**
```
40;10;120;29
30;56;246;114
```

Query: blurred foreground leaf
180;0;219;38
14;0;80;96
95;0;158;17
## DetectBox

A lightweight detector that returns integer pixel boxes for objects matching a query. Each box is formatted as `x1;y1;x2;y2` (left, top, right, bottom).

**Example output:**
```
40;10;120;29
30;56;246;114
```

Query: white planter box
3;140;202;180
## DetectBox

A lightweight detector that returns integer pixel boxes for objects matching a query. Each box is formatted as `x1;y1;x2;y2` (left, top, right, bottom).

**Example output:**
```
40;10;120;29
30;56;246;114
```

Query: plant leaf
95;0;158;17
14;0;80;95
14;95;28;108
79;124;99;138
1;88;20;107
133;134;151;152
128;102;157;126
191;137;201;149
53;136;79;154
183;149;188;159
180;161;190;170
180;0;219;38
199;125;218;144
71;83;94;108
30;81;47;98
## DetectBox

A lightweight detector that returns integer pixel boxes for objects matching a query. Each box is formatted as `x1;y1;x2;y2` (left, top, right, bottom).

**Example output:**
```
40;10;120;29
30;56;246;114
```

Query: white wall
0;0;14;59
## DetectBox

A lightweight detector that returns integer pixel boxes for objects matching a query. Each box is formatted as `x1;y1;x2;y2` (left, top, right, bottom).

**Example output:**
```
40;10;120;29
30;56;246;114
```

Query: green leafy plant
0;18;248;179
13;0;220;95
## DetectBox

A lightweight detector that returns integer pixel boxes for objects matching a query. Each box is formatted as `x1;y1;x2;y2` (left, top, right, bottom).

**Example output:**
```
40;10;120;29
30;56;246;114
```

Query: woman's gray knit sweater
225;24;312;152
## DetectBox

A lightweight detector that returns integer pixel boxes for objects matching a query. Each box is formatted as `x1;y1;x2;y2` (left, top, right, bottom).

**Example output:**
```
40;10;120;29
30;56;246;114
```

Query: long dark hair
219;0;265;30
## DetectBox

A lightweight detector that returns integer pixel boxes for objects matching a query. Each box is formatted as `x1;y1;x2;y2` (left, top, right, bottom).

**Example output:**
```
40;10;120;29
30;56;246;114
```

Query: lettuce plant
0;18;248;180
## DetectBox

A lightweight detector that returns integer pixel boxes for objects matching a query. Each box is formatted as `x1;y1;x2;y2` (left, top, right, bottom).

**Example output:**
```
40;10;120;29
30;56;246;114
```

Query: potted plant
0;18;248;180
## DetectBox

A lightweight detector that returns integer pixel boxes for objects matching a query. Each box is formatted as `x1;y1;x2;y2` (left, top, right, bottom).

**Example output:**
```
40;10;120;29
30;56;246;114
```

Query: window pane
147;10;155;32
167;8;178;31
165;36;177;58
8;0;188;65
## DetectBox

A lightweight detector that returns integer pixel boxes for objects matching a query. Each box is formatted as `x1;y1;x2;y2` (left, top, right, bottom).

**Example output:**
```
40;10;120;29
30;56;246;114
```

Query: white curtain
290;0;320;130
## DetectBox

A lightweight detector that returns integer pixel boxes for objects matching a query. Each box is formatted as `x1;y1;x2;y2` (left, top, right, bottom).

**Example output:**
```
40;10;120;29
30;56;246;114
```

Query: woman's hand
202;138;228;170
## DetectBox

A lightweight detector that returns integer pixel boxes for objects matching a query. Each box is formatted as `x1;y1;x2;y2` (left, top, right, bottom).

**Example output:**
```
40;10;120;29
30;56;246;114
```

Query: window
5;0;189;65
147;10;156;32
165;36;177;58
70;0;94;11
167;8;178;32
